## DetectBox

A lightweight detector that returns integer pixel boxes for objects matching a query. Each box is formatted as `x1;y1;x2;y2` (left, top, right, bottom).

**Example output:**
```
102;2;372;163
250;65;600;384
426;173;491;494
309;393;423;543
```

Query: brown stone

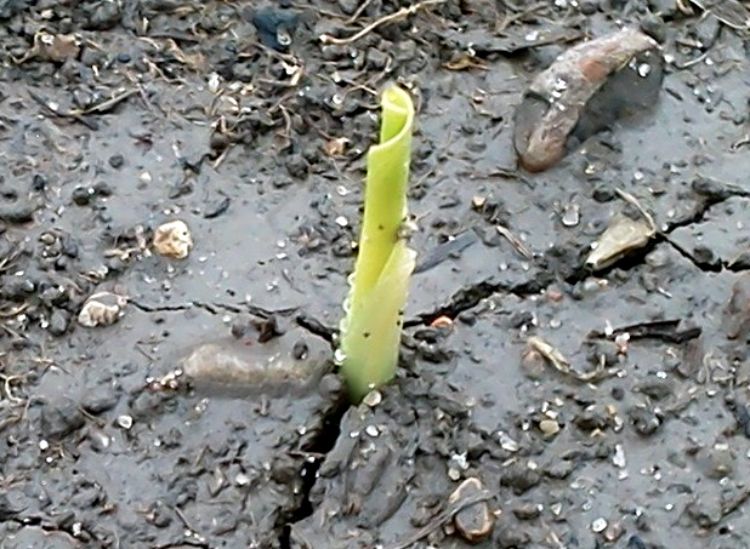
449;477;494;543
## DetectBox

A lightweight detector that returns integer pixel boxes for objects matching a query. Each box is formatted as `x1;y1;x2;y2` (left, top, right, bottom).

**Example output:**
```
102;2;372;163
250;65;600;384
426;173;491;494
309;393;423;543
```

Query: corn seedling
338;85;416;402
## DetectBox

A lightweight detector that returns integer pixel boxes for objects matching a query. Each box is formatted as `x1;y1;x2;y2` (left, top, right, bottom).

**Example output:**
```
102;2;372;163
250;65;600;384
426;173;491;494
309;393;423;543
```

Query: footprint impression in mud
181;319;333;398
514;27;664;172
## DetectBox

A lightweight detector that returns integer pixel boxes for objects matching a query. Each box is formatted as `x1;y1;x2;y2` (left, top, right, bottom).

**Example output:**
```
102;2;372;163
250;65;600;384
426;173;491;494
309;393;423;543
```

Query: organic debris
16;31;80;63
586;190;657;271
526;336;607;382
589;319;702;344
514;28;663;172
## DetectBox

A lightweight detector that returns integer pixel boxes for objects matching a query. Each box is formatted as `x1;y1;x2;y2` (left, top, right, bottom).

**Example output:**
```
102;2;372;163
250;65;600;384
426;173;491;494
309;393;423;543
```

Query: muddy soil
1;1;749;548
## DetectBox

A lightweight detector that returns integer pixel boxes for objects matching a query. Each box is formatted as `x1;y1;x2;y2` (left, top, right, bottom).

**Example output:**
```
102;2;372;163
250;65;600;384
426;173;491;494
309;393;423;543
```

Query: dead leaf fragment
15;32;81;63
38;32;80;61
323;137;349;157
586;215;655;271
443;54;488;71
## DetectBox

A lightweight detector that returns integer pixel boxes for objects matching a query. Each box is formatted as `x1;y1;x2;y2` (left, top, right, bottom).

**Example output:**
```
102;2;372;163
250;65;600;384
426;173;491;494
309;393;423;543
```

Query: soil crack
129;299;298;317
414;272;556;326
278;399;348;549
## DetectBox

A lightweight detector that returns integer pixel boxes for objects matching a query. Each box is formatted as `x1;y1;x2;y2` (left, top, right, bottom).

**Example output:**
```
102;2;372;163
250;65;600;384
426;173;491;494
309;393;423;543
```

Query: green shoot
339;85;416;402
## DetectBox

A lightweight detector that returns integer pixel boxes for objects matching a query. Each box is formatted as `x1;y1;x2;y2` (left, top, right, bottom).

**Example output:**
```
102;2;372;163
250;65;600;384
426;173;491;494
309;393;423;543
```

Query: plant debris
514;28;663;172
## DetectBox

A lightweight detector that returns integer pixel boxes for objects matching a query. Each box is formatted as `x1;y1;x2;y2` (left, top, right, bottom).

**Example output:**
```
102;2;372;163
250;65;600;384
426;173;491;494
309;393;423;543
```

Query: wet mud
1;1;749;548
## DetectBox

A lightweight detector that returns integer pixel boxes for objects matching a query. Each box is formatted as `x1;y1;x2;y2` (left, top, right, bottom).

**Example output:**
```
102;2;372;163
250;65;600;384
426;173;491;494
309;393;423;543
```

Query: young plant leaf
339;85;416;401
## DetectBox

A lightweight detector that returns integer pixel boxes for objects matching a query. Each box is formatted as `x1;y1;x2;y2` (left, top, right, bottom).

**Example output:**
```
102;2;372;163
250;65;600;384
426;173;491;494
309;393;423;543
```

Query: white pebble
591;517;608;533
152;220;193;259
117;415;133;430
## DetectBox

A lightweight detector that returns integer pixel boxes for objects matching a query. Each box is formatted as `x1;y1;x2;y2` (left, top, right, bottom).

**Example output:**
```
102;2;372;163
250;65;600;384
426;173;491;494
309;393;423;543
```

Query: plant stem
340;85;416;401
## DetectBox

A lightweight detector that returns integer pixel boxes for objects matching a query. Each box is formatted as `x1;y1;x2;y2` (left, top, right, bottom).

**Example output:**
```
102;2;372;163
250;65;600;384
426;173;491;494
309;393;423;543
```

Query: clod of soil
182;327;332;397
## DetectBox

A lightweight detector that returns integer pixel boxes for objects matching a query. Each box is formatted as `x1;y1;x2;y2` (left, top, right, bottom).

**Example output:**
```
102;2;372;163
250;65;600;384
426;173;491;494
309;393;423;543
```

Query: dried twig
615;188;656;232
346;0;375;23
0;374;25;404
391;489;492;549
0;304;29;318
320;0;445;46
79;89;138;115
496;224;533;259
28;90;97;129
0;242;23;274
731;134;750;151
527;336;608;382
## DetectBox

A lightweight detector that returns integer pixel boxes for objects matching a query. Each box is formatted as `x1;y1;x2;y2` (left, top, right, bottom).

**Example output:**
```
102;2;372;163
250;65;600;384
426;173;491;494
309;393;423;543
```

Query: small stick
731;134;750;151
320;0;445;46
78;89;138;115
346;0;374;23
496;224;533;259
615;188;656;232
391;490;492;549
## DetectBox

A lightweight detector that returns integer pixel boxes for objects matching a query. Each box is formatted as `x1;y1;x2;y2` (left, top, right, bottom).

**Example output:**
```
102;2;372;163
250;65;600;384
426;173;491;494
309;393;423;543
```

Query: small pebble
497;431;520;452
449;478;494;543
152;220;193;259
362;390;382;407
604;521;625;542
561;203;580;227
539;419;561;436
612;444;627;468
88;429;111;452
109;154;124;168
78;291;127;327
117;415;133;430
513;502;543;520
235;472;250;486
591;517;608;533
72;186;93;206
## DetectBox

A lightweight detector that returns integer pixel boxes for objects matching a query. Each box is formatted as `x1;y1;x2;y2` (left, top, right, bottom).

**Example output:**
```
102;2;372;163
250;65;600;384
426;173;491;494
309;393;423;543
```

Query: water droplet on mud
334;348;346;366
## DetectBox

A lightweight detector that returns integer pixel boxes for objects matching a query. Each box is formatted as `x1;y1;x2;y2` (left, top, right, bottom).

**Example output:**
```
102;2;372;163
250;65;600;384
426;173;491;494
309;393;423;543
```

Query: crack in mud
129;299;298;317
131;298;346;547
662;237;724;273
278;399;348;549
126;182;747;548
660;187;750;274
413;272;556;326
411;184;749;326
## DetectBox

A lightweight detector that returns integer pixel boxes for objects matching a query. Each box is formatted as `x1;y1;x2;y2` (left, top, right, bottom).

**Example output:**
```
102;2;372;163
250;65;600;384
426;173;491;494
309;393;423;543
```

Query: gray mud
1;1;749;548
